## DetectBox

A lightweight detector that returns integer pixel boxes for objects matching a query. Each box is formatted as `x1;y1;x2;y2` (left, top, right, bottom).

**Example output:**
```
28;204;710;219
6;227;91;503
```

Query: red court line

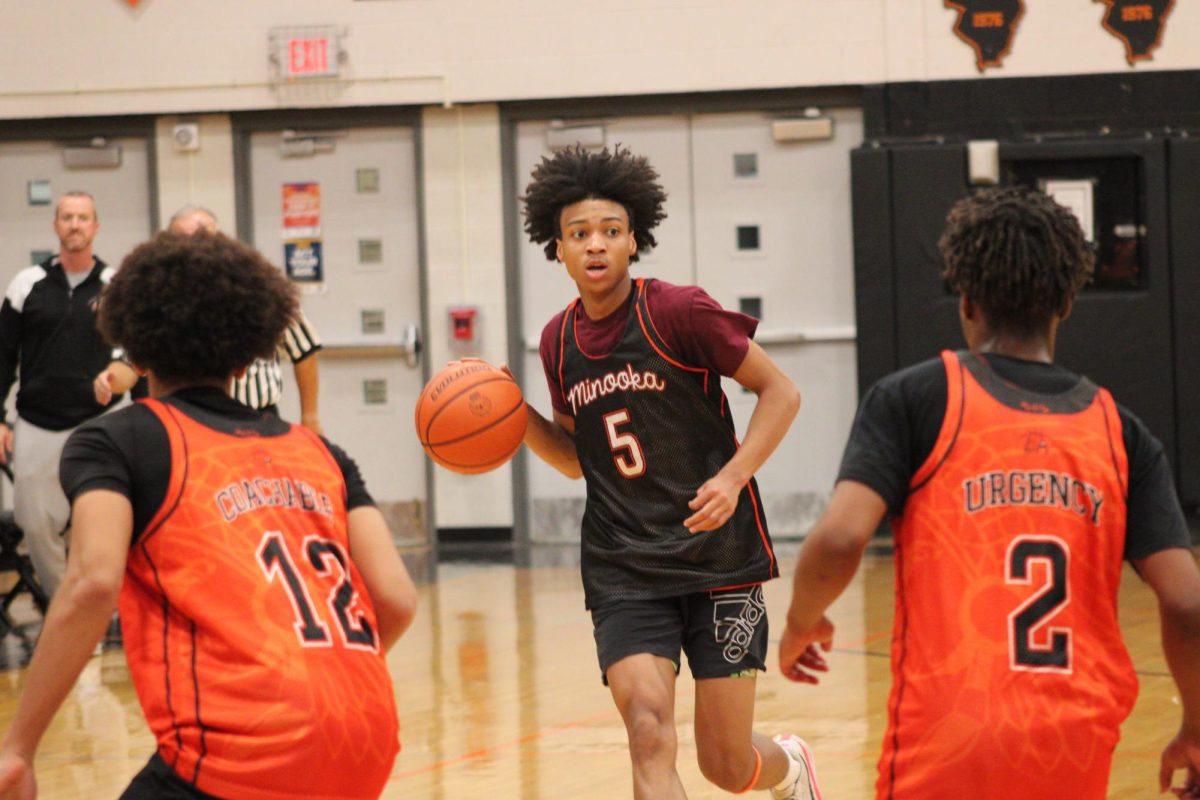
392;708;619;779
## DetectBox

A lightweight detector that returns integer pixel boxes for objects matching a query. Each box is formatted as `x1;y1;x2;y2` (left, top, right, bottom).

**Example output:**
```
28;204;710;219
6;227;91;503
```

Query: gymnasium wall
1;1;1199;120
1;1;1197;531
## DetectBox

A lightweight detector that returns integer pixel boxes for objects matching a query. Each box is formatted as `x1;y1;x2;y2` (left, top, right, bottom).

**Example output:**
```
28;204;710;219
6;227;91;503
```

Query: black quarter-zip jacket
0;256;121;431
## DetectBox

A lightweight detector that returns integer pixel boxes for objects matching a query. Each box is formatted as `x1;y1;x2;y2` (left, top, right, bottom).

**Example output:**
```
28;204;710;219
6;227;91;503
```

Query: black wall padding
1169;138;1200;508
850;146;897;395
890;145;968;369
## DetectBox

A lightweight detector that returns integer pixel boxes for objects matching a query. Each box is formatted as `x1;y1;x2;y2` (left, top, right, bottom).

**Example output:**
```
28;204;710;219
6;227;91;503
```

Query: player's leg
687;585;821;798
608;654;687;799
593;597;688;800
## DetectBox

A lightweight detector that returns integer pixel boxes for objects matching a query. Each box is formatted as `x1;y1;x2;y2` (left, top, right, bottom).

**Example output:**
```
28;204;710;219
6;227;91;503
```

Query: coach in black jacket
0;192;123;597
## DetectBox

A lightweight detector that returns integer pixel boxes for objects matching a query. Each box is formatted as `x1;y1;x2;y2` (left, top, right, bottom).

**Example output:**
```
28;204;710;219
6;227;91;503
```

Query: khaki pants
12;418;73;598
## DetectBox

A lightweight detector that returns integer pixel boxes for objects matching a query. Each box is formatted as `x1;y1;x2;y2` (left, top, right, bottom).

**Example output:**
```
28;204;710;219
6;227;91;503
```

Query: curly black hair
521;144;668;262
98;231;297;387
939;186;1095;339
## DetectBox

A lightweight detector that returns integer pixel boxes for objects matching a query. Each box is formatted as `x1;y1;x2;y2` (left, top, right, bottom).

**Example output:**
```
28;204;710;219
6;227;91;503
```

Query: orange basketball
414;360;527;474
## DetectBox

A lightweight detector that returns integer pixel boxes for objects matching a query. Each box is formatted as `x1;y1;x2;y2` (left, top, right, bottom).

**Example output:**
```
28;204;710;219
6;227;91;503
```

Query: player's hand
0;424;12;466
0;751;36;799
778;616;834;684
93;368;115;405
1160;726;1200;796
684;472;741;533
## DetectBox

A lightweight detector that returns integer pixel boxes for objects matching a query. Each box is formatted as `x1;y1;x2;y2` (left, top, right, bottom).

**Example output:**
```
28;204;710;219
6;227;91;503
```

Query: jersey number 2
1005;535;1071;672
603;409;646;478
258;532;378;652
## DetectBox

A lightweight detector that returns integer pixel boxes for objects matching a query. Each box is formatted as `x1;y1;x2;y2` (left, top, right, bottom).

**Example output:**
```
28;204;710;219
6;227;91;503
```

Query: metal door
515;109;862;540
245;124;427;543
0;136;151;289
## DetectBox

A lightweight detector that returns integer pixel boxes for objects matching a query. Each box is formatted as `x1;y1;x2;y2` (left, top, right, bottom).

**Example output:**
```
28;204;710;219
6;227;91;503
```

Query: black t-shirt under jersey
839;353;1189;561
60;387;374;543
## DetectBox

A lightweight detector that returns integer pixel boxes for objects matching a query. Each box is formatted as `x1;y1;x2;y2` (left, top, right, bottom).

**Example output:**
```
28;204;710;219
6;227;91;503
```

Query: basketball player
0;231;418;799
517;145;819;800
778;186;1200;799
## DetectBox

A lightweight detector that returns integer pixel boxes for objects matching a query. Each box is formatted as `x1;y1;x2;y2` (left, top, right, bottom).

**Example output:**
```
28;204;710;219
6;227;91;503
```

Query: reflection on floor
0;544;1187;799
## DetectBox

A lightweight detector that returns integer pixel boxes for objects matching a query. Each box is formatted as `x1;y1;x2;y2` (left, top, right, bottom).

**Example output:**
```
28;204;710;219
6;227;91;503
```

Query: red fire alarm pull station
448;306;479;355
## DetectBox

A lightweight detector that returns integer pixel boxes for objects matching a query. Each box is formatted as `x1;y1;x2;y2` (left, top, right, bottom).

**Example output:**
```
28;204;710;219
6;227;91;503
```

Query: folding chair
0;462;50;636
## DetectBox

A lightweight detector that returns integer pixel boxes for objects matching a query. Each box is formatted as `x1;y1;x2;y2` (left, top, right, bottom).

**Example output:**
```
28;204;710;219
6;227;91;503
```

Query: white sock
774;744;801;791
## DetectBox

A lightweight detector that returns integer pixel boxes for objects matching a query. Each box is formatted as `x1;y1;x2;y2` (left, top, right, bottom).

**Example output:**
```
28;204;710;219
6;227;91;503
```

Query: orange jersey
879;351;1136;800
120;399;398;800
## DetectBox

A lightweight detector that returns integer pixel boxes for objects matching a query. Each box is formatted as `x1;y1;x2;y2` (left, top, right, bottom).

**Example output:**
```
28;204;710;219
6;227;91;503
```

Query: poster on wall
282;181;321;239
1097;0;1174;64
944;1;1025;71
284;239;324;283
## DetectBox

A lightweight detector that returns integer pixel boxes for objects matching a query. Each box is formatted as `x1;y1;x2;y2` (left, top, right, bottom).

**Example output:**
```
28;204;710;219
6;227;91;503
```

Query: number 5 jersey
543;278;778;609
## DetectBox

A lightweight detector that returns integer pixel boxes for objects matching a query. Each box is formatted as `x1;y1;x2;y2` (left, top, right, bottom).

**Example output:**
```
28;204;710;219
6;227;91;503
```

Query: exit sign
271;26;343;81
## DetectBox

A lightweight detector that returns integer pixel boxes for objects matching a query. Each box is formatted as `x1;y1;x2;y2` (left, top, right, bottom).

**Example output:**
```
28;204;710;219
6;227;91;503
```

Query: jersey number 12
258;531;378;652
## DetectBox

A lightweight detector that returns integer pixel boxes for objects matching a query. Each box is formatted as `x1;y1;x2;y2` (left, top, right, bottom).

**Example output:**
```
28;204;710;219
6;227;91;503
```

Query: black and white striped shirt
231;310;321;410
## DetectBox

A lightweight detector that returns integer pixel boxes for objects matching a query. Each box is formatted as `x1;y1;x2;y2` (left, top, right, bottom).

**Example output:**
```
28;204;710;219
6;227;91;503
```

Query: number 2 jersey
882;350;1138;800
543;278;778;608
60;389;398;800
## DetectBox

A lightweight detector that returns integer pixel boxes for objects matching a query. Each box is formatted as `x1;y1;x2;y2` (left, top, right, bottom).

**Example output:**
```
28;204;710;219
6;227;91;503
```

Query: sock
774;742;802;791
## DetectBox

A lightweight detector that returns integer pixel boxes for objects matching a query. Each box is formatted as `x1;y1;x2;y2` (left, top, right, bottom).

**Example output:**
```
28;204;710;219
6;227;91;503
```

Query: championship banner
1097;0;1174;64
944;1;1025;71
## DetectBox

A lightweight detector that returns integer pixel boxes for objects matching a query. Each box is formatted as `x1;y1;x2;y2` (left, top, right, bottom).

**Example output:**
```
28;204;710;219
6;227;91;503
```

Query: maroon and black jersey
556;278;778;608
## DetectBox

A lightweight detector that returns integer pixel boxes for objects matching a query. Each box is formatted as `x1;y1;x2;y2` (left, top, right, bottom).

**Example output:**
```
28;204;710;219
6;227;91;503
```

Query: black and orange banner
944;1;1026;71
1097;0;1174;64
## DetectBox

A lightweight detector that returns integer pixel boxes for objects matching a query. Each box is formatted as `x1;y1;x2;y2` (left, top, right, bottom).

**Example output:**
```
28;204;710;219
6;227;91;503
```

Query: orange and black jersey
839;352;1189;559
61;387;374;541
59;388;397;800
551;278;777;608
852;350;1185;799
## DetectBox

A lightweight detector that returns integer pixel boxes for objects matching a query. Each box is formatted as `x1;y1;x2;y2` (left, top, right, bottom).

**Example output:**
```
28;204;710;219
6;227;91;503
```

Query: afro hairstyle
521;144;667;262
98;231;297;387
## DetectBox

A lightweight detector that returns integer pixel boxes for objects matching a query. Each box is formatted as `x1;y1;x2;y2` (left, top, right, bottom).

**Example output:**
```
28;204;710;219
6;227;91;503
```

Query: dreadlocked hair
939;185;1095;340
521;144;667;262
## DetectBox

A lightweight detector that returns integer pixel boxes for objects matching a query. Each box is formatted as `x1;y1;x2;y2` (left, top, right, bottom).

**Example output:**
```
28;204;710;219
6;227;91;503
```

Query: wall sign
945;1;1025;71
1098;0;1174;64
284;239;324;283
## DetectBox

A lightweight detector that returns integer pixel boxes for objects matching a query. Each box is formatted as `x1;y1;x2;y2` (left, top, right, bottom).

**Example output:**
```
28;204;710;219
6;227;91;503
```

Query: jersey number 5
603;409;646;478
258;531;378;652
1005;535;1071;672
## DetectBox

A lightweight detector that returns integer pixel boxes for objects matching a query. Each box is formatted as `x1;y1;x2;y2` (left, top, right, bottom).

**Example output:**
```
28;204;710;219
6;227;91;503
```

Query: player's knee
623;704;675;764
696;742;754;791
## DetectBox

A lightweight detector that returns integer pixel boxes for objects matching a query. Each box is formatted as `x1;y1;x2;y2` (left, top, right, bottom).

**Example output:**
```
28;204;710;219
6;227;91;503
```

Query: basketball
414;360;528;474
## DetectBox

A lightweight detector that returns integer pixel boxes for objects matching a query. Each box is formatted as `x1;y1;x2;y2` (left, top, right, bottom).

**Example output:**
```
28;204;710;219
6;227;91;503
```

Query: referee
94;206;325;434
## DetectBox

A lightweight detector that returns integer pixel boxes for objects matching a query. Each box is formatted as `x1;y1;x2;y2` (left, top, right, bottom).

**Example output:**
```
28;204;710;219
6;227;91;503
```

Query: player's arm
0;490;132;795
93;360;138;405
292;353;322;436
684;340;799;533
1137;546;1200;794
521;405;582;480
346;506;418;652
778;480;886;683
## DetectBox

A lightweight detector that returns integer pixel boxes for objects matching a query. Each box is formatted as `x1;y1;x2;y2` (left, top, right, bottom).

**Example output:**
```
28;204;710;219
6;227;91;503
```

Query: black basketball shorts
590;584;769;684
121;753;220;800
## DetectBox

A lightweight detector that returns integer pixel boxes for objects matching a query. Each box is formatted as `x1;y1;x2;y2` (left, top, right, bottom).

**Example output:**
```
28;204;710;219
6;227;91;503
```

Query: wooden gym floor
0;540;1190;799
